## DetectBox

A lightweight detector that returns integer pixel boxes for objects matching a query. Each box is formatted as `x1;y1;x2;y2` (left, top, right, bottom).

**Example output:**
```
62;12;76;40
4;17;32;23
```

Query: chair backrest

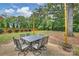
41;36;48;46
13;37;22;50
35;36;48;49
20;34;26;43
44;36;48;44
32;39;42;49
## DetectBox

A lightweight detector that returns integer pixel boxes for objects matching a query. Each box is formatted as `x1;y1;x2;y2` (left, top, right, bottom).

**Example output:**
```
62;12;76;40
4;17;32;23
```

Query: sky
0;3;45;17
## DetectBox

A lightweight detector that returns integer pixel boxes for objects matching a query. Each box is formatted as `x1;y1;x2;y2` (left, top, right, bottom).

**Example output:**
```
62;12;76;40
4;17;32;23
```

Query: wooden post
64;3;68;44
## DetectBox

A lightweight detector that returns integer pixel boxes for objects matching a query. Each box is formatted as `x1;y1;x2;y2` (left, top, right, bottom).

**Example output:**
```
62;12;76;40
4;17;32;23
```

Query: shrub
73;47;79;56
7;29;13;33
24;29;31;32
0;28;4;34
15;29;19;32
21;29;24;32
28;29;31;31
24;29;28;32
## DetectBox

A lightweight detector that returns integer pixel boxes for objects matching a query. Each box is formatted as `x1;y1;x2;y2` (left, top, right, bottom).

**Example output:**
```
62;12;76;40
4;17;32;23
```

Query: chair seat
22;44;29;50
15;44;29;51
32;44;39;49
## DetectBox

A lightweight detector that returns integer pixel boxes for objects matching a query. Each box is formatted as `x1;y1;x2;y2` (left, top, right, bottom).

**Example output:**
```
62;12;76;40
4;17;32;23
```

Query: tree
67;4;74;36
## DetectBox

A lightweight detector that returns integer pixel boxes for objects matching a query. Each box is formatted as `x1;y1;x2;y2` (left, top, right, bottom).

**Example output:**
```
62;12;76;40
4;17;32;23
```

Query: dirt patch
0;41;73;56
0;41;17;56
47;43;73;56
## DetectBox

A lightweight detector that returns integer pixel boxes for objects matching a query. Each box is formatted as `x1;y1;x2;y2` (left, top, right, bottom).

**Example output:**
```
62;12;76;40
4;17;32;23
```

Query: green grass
0;31;49;44
0;32;28;43
73;47;79;56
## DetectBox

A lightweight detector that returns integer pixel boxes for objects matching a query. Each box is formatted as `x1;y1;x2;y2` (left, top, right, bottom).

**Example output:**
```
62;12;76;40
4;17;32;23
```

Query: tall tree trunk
67;4;74;36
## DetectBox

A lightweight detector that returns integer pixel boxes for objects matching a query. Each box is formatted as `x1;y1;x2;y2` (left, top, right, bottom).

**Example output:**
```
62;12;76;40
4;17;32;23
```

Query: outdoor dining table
21;35;45;42
20;35;46;49
20;35;48;55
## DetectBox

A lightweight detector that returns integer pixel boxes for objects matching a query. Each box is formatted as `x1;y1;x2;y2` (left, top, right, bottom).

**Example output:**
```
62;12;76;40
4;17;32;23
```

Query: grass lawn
0;31;49;44
0;32;28;44
1;30;79;44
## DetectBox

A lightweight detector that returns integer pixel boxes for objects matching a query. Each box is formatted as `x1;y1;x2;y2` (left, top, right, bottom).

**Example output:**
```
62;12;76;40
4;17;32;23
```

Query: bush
24;29;28;32
28;29;31;31
7;29;13;33
0;28;4;34
24;29;31;32
15;29;19;32
21;29;24;32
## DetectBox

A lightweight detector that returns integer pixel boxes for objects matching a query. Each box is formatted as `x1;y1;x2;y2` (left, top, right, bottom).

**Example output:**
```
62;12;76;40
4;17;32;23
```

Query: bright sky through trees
0;3;45;17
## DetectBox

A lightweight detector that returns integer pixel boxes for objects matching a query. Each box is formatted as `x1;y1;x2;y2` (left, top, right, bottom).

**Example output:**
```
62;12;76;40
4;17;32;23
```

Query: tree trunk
67;4;74;36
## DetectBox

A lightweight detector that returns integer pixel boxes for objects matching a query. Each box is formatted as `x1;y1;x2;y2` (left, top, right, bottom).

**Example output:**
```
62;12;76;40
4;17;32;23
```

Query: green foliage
0;3;79;32
0;28;4;34
74;47;79;56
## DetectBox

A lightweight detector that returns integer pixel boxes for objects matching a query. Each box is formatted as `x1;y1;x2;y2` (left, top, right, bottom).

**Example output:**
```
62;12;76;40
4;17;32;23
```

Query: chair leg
18;51;25;56
18;51;21;56
41;46;47;56
23;50;29;56
43;46;47;50
33;50;41;56
23;51;26;56
18;50;29;56
41;46;47;51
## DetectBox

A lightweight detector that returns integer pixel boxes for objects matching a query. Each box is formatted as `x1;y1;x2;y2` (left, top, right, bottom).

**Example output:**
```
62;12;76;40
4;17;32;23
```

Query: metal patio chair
32;39;44;56
42;36;48;46
32;36;49;55
20;34;30;45
13;37;29;56
20;34;26;44
32;40;42;49
40;36;49;56
41;36;48;50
